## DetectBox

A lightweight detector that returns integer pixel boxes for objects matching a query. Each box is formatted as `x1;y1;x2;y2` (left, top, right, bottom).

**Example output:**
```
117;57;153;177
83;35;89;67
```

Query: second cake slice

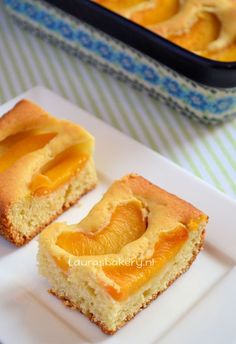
38;174;208;334
0;100;97;246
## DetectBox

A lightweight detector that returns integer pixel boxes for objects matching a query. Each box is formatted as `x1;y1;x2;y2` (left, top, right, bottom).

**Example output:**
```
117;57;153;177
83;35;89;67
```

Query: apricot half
30;145;88;196
56;201;147;256
102;226;188;300
0;132;56;174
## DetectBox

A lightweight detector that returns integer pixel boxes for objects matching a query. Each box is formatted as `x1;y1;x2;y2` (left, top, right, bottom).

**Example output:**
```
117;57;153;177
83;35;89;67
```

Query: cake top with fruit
94;0;236;62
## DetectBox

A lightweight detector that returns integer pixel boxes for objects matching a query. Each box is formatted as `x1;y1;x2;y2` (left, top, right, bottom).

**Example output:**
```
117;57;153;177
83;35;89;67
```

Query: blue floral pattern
24;3;37;19
141;65;160;84
163;77;183;97
187;91;208;111
4;0;236;123
77;31;93;49
211;97;234;114
58;22;74;40
117;53;135;73
41;13;55;29
95;42;113;60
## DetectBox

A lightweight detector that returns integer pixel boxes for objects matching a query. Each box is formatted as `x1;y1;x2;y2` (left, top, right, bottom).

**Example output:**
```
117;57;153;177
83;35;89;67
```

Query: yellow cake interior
94;0;236;62
38;174;208;334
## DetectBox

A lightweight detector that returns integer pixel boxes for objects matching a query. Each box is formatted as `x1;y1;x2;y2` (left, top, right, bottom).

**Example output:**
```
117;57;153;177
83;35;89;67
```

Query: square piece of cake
0;100;97;246
38;174;208;334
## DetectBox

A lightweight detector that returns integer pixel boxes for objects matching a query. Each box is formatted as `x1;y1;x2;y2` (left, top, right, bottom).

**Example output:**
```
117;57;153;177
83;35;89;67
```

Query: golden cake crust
0;99;97;245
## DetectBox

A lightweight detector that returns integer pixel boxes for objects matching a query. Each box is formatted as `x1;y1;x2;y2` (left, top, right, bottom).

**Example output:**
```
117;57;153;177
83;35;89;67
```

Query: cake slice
0;100;97;246
38;174;208;334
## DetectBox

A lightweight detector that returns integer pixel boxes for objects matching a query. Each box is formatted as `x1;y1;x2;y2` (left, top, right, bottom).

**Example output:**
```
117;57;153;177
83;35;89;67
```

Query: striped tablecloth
0;2;235;199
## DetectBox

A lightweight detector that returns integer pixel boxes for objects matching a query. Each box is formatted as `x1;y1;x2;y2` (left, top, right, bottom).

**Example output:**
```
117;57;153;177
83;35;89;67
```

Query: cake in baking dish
94;0;236;62
38;174;208;334
0;100;97;246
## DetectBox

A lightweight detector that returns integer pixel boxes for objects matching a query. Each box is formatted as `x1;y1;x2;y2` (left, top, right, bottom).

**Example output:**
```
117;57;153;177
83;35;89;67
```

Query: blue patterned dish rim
3;0;236;124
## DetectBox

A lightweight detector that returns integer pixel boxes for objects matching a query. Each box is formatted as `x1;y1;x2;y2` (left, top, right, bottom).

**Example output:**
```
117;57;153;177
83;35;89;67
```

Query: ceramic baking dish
4;0;236;124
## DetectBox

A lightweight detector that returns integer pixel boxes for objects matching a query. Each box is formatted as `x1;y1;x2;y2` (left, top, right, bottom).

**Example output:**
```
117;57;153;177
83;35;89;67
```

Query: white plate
0;87;235;344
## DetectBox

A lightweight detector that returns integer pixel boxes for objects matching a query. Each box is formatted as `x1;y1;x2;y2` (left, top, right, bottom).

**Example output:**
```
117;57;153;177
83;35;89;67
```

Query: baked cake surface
0;100;97;246
38;174;208;334
94;0;236;62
